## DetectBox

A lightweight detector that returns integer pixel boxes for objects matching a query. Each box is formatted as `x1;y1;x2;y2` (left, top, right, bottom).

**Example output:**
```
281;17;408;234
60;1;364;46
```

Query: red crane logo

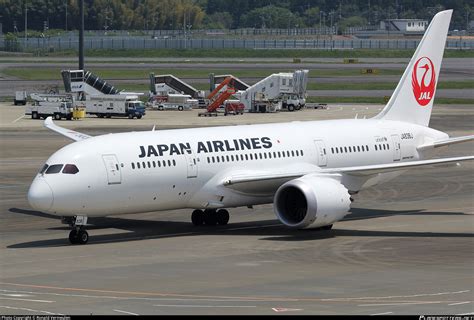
412;57;436;106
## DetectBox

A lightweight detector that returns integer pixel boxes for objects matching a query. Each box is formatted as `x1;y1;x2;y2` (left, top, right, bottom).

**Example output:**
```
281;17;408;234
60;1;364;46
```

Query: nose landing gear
63;215;89;245
191;209;229;226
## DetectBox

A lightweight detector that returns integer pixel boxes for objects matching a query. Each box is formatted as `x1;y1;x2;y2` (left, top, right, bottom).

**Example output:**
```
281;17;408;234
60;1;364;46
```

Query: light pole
65;0;67;31
329;11;334;40
24;0;27;50
319;10;325;35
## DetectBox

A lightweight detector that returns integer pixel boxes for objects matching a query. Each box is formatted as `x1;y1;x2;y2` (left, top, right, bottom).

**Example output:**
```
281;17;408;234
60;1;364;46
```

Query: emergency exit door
102;154;122;184
314;140;328;167
391;135;401;162
184;150;198;178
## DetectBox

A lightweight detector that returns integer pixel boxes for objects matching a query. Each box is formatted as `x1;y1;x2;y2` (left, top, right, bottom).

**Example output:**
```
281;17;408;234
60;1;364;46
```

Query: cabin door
102;154;122;185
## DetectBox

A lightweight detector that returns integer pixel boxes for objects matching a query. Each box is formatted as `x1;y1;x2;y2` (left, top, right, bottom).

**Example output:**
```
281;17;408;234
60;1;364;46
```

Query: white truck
281;94;306;111
26;101;74;120
150;94;196;111
83;95;146;119
14;91;28;105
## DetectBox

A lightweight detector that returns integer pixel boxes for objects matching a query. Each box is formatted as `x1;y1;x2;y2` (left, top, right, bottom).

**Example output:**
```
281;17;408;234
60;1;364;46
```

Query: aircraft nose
28;178;54;212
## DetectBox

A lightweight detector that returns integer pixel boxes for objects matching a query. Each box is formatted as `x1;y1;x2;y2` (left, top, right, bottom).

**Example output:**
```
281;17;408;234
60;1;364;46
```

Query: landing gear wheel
322;224;333;230
77;230;89;244
216;209;230;225
69;230;78;244
191;209;204;226
203;209;217;226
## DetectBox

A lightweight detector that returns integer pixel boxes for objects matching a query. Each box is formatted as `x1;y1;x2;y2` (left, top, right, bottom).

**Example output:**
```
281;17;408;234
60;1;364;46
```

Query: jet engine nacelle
273;175;351;229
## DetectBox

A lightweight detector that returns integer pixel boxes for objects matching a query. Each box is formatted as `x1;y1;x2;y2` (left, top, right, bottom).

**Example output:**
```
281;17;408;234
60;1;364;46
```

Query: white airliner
28;10;473;244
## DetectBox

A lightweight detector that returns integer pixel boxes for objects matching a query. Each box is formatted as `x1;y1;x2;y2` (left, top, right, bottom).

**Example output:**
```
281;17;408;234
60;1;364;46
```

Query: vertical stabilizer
374;10;452;126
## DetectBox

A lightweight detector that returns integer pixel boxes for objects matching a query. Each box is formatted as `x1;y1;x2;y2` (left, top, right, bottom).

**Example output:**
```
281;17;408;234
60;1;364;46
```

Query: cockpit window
62;164;79;174
45;164;63;174
40;164;49;174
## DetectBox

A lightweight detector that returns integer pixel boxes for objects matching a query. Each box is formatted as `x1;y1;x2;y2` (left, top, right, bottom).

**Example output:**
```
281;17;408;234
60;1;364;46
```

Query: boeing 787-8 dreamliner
27;10;473;244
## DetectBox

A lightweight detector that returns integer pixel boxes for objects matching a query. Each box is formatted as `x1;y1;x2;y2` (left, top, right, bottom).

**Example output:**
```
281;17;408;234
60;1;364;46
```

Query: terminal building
380;19;428;33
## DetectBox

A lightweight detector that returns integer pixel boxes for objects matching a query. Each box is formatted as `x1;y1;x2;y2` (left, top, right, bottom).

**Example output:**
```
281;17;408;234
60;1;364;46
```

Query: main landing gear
63;215;89;245
191;209;229;226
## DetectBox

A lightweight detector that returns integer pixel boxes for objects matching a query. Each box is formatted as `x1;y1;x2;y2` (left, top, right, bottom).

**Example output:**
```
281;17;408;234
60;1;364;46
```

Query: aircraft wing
223;156;474;193
417;135;474;151
44;117;91;142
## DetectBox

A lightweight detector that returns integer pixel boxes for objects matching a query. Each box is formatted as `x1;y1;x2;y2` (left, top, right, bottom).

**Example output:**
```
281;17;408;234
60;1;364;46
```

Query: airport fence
1;37;473;52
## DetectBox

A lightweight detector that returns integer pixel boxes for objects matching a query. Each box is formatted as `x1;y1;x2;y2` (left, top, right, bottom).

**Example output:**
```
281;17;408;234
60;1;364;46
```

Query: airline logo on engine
412;56;436;106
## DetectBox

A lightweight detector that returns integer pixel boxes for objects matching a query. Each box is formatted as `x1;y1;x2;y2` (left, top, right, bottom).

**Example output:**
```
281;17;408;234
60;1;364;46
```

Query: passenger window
226;155;230;162
62;164;79;174
375;145;378;151
137;162;141;169
131;163;135;169
168;160;172;167
173;159;176;166
301;150;304;156
46;164;63;174
348;147;352;152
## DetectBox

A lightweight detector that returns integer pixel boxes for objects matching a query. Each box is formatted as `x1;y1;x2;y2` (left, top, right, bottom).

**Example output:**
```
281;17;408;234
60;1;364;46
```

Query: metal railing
1;37;473;52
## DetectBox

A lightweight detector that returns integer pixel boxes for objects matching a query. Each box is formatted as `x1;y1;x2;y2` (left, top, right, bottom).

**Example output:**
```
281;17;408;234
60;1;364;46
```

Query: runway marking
0;305;58;315
449;301;471;306
12;115;25;123
0;297;55;303
0;289;268;303
359;301;444;307
226;224;281;231
153;304;257;308
321;290;471;302
114;309;139;315
371;312;393;315
0;283;470;304
92;232;196;244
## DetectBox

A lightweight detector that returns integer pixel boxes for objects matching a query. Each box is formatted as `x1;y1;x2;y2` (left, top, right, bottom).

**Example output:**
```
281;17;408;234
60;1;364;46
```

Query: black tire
137;115;142;119
128;114;134;119
295;105;301;111
158;106;164;111
14;100;18;106
69;230;78;244
178;106;183;111
322;224;333;230
106;114;112;118
191;209;204;226
32;112;39;119
216;209;230;225
77;230;89;244
203;209;217;226
66;115;72;120
288;105;295;112
54;113;61;120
